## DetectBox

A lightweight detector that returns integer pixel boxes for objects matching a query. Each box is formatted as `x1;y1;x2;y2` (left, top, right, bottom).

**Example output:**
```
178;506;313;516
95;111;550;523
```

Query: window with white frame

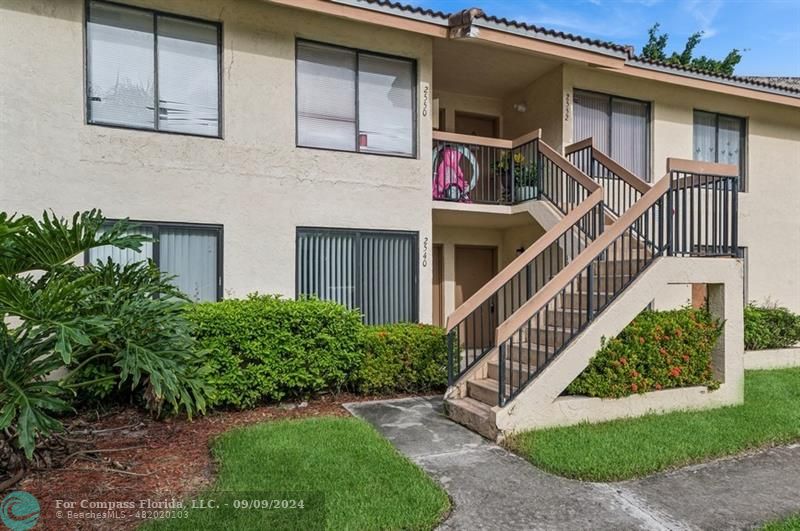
87;222;222;302
296;40;416;157
86;1;221;137
296;228;418;324
693;110;747;191
573;89;651;181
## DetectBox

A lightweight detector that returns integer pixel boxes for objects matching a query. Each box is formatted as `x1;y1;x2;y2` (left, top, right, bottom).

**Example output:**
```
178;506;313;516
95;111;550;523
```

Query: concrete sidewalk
345;396;800;531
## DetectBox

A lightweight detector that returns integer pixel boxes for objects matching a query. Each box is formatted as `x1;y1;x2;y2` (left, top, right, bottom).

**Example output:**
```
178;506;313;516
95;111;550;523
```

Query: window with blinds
87;222;222;302
573;90;651;181
296;40;416;157
296;228;418;324
693;110;747;191
86;1;221;137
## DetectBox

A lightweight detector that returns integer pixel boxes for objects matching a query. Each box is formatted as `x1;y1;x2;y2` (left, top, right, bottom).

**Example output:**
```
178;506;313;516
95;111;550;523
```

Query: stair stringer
494;256;745;435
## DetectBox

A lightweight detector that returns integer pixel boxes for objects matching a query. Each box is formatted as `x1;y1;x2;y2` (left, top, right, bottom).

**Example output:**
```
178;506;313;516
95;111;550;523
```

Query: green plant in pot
495;150;538;202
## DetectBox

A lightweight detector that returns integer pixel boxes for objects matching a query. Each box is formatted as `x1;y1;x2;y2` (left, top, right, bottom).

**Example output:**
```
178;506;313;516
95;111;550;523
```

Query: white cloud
682;0;722;38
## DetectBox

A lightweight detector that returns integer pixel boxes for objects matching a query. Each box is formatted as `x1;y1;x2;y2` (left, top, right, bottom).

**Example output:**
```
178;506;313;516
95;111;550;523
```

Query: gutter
628;59;800;99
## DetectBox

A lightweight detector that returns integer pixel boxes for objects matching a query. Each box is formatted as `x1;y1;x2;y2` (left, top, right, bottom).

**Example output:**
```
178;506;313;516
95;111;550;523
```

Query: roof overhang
266;0;800;107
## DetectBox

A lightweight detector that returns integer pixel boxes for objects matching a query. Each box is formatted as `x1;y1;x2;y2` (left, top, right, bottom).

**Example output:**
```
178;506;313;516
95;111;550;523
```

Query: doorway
455;246;497;347
432;244;444;328
455;112;499;138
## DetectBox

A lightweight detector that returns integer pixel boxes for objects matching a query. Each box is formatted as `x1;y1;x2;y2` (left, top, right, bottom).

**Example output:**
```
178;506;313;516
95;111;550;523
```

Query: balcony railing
432;130;599;213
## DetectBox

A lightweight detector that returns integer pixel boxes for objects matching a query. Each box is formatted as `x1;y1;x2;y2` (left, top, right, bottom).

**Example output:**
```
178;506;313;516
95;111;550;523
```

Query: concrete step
487;358;539;382
558;291;612;309
444;397;497;440
543;308;587;327
467;377;506;407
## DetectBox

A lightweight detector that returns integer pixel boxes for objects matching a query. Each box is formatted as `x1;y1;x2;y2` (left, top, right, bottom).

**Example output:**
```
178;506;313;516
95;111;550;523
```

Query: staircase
444;135;741;439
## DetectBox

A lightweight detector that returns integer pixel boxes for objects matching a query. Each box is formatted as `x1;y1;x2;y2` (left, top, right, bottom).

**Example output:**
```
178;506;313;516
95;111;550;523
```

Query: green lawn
762;516;800;530
506;368;800;481
147;417;449;530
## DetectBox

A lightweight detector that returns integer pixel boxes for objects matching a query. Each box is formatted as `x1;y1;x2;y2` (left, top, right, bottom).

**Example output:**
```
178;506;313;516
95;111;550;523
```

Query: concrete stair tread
447;396;493;416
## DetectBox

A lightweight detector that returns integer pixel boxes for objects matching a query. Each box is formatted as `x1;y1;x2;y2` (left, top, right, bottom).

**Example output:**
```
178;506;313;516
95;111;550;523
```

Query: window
693;110;747;191
296;228;418;324
574;90;651;181
87;221;223;302
296;40;416;157
86;1;221;137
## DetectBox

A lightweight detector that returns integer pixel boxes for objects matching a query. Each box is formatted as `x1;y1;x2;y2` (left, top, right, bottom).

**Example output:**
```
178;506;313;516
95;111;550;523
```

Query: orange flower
619;357;628;366
669;366;682;377
659;347;668;356
682;354;690;362
638;336;645;345
655;383;662;390
631;383;638;392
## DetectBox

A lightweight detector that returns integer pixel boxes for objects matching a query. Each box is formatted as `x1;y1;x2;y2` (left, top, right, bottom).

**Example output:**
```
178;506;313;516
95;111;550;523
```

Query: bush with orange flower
565;307;722;398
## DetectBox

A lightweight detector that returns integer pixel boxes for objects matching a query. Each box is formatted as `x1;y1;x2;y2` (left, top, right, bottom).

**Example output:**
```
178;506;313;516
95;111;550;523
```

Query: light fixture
513;102;527;113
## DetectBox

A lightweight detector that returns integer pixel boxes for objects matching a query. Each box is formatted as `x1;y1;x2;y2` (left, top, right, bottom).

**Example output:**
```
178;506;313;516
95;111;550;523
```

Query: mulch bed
12;393;411;530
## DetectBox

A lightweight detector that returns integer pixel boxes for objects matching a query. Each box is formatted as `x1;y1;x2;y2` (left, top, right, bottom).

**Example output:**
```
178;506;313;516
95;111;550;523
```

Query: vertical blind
159;227;219;302
296;41;415;156
87;223;221;302
693;110;746;190
574;90;650;181
297;229;417;324
88;226;155;265
87;1;220;136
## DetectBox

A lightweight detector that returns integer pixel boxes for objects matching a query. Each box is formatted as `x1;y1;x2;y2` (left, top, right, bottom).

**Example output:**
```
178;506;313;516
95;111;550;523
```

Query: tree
641;23;743;76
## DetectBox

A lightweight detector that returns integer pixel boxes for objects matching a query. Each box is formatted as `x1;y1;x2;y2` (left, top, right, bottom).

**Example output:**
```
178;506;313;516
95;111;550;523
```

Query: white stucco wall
0;0;435;320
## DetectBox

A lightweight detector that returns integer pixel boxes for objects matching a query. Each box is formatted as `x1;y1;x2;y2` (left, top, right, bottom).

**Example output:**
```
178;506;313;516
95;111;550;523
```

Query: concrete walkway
345;396;800;531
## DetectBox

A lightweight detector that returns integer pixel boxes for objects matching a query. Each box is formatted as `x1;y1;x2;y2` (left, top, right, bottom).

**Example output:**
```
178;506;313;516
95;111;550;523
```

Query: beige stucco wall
503;66;564;148
0;0;435;320
563;64;800;312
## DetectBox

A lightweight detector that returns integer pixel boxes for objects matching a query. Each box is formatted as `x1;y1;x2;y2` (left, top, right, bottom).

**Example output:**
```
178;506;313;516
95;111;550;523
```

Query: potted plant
495;151;538;202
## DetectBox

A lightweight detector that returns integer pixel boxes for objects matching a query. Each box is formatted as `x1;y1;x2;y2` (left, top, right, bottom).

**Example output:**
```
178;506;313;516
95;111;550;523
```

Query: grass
147;417;449;530
506;368;800;481
762;516;800;530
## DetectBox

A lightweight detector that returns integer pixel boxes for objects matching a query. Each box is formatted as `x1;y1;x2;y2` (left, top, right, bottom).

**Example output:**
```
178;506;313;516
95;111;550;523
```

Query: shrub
185;295;363;408
356;323;447;394
1;210;208;463
68;260;210;416
566;307;722;398
744;303;800;350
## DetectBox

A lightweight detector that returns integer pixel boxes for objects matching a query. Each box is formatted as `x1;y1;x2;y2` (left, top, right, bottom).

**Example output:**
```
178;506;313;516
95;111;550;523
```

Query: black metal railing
537;143;595;215
667;169;739;258
567;142;647;217
432;135;540;205
495;164;739;406
446;195;605;385
497;190;668;405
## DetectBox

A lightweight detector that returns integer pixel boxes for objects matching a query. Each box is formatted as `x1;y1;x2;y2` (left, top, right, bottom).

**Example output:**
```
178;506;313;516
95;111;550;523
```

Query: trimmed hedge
186;295;363;408
744;304;800;350
566;307;722;398
356;323;447;394
186;296;448;408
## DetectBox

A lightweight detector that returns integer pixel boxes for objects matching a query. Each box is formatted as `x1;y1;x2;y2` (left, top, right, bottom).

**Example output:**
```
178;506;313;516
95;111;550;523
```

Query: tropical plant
494;150;538;188
0;210;208;463
66;260;210;415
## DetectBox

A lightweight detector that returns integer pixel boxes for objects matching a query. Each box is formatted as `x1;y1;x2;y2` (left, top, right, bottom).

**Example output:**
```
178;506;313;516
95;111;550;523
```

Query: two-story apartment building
2;0;798;327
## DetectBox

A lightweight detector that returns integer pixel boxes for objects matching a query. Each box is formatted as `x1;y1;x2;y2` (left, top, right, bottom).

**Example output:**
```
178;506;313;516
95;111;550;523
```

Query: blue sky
410;0;800;76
